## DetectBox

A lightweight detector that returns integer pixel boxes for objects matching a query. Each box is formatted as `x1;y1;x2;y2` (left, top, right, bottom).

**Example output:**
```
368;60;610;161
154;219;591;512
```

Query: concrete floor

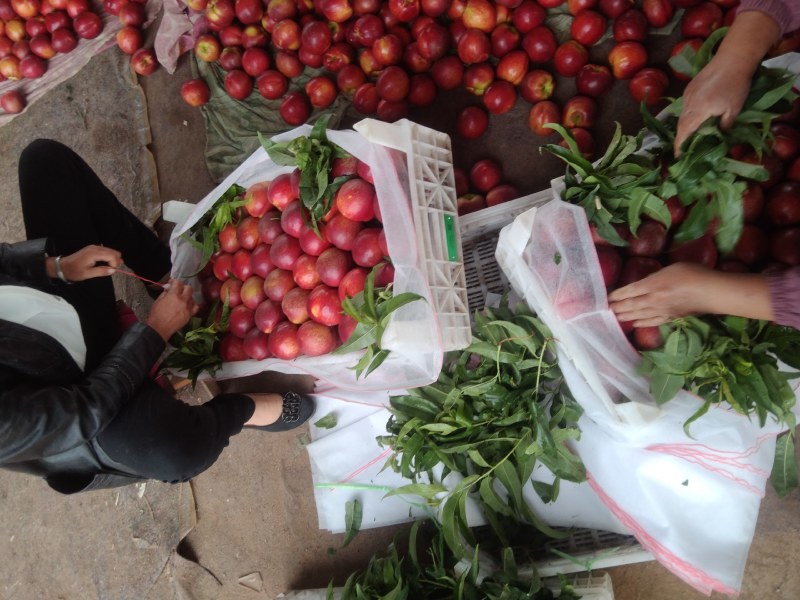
0;20;799;600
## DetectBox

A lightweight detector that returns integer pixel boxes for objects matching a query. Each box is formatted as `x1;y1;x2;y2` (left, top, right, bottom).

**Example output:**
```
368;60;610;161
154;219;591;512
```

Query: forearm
695;271;774;321
711;11;781;79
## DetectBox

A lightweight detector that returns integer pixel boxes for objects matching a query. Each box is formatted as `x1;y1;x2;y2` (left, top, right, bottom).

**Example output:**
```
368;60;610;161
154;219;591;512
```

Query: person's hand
609;263;775;326
608;263;720;327
55;245;123;282
145;279;199;342
673;57;751;155
673;11;781;156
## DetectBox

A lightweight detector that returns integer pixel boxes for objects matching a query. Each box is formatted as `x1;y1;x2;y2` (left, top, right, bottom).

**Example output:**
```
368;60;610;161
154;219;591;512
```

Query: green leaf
711;178;745;254
673;198;711;243
441;491;463;556
389;394;441;420
362;349;391;379
332;322;379;354
494;461;523;508
650;371;685;405
749;71;797;112
421;423;459;435
377;291;426;324
640;101;674;144
718;157;768;180
479;478;514;517
667;48;695;79
384;482;448;500
771;432;798;497
683;400;711;437
542;131;595;177
467;449;491;468
314;413;338;429
342;499;363;548
693;27;727;72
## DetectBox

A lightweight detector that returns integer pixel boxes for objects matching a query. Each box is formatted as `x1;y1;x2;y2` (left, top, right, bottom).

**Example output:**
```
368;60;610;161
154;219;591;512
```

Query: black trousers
18;139;255;485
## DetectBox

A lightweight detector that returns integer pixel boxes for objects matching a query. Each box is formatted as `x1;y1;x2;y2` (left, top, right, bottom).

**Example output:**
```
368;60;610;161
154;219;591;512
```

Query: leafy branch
330;520;582;600
332;264;426;379
380;301;585;558
160;301;230;386
543;27;797;253
180;183;246;275
258;114;351;233
637;317;800;495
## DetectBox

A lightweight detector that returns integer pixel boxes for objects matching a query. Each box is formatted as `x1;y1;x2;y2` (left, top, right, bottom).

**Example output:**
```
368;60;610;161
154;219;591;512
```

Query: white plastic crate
459;190;552;315
280;571;615;599
355;118;471;351
545;571;615;599
525;527;652;578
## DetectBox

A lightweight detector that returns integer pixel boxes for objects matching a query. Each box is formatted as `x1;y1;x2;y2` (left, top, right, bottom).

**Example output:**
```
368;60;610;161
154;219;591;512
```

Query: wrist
46;255;72;283
145;320;171;343
54;255;71;283
45;256;57;280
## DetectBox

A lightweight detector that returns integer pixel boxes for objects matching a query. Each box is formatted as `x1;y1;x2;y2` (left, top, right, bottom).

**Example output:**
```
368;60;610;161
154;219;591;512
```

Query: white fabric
306;391;629;536
0;286;86;370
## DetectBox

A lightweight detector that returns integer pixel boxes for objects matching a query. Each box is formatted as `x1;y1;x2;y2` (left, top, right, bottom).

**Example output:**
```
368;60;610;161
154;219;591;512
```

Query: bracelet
54;255;71;284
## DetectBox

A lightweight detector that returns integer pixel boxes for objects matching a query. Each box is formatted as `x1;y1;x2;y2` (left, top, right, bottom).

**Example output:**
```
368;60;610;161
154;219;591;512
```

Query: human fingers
85;245;123;268
166;280;198;310
607;281;646;303
674;110;704;157
633;315;670;328
609;295;662;321
62;246;117;280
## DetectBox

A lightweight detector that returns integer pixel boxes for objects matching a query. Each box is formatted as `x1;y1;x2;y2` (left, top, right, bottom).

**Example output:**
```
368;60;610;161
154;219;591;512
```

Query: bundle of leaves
180;183;246;275
638;317;800;495
259;115;351;234
379;302;585;557
332;268;425;379
330;520;582;600
161;301;230;386
543;27;797;254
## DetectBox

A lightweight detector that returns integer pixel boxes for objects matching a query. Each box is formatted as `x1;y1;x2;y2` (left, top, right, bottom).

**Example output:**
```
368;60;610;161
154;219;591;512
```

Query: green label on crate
444;214;458;262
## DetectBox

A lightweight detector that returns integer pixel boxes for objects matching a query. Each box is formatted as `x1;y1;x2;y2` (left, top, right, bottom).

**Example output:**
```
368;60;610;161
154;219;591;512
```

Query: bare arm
608;263;774;327
674;11;782;154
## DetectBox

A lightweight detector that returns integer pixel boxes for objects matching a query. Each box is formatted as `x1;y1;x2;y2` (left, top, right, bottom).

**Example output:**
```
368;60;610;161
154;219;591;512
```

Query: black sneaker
248;392;315;432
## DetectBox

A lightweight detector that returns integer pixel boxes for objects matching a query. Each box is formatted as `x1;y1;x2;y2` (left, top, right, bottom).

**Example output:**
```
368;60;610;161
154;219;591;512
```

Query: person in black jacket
0;139;314;495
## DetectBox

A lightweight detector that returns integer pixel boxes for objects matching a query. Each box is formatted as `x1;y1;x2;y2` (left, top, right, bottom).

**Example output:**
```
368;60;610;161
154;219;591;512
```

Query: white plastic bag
306;391;631;537
496;197;794;595
169;123;444;393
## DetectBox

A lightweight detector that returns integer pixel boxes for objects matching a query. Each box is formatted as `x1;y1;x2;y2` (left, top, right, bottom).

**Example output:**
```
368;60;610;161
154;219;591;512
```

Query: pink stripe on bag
586;472;741;597
647;433;776;495
336;448;394;487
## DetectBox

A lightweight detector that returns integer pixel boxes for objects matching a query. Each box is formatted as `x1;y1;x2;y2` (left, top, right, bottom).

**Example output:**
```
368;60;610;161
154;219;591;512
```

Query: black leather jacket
0;239;166;493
